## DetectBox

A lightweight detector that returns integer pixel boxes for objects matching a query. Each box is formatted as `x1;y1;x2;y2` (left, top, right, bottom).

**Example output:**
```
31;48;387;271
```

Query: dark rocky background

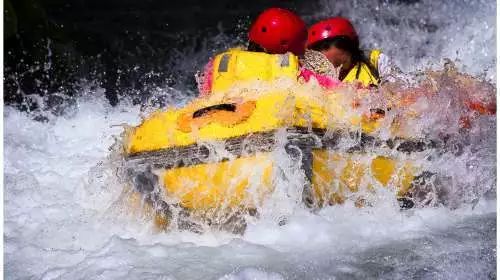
4;0;420;110
4;0;318;109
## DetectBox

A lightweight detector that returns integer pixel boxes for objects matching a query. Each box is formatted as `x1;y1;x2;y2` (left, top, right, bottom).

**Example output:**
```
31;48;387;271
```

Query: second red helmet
307;17;359;48
248;8;307;56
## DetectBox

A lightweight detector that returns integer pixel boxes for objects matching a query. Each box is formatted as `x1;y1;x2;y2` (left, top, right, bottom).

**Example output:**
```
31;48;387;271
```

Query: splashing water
4;0;496;279
310;0;496;80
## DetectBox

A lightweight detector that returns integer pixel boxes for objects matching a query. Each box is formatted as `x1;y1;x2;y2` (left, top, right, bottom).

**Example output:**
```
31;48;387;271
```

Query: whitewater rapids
4;0;496;279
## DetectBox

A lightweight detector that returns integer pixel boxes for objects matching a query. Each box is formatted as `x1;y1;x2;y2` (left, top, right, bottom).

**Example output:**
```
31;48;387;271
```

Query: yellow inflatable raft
121;49;446;232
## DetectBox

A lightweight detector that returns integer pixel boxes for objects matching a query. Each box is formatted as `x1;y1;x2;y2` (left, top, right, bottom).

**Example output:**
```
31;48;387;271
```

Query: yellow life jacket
343;49;381;87
210;49;299;93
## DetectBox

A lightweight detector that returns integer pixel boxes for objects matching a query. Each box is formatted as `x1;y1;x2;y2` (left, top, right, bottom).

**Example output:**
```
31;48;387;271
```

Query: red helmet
248;8;307;56
306;17;358;48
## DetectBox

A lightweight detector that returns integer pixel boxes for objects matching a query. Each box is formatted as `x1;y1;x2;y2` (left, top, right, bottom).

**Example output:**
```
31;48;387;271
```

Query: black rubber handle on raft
193;103;236;118
370;108;386;116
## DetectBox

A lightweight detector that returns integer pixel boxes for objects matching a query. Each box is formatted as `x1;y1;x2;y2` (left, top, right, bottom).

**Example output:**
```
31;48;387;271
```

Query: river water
4;0;496;279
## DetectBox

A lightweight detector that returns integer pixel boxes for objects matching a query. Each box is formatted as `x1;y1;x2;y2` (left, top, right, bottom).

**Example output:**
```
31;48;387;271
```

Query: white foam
4;0;496;278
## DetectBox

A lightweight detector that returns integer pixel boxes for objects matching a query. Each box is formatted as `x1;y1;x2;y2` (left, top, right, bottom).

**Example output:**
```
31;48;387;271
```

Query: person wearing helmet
301;17;400;89
196;7;307;96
